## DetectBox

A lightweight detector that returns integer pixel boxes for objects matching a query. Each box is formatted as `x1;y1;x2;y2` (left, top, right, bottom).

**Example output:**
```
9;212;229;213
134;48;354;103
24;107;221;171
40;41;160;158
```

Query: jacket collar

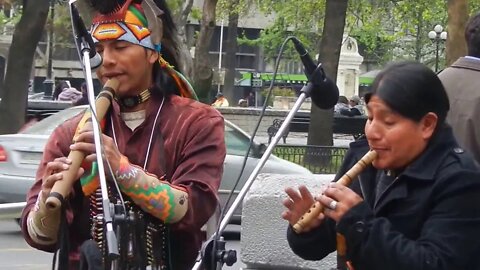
400;126;457;181
347;137;377;206
451;57;480;72
373;126;459;212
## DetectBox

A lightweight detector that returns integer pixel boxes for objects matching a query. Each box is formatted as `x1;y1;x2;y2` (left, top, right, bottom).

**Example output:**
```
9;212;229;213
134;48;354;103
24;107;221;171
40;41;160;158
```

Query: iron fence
273;145;348;174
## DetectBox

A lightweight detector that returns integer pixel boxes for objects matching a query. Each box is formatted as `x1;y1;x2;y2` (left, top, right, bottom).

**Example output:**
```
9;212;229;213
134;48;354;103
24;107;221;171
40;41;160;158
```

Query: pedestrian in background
337;95;364;116
334;95;349;114
73;82;89;106
212;92;230;107
438;12;480;165
52;80;70;100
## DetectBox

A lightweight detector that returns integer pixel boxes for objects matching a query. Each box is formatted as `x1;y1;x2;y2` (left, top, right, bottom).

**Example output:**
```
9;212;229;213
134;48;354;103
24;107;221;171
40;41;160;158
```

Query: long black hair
150;0;185;98
365;61;450;132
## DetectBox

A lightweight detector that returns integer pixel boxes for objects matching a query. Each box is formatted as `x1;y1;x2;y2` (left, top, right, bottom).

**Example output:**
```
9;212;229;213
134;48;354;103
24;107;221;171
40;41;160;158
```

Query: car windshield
20;106;87;135
224;123;258;157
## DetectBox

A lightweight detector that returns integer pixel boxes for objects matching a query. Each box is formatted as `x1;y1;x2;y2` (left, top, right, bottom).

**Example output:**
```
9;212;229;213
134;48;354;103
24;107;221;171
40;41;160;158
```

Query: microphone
70;2;102;69
291;37;339;109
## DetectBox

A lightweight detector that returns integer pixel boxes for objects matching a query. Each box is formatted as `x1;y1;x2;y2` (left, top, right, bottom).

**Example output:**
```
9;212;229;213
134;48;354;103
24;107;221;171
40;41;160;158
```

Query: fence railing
273;144;348;174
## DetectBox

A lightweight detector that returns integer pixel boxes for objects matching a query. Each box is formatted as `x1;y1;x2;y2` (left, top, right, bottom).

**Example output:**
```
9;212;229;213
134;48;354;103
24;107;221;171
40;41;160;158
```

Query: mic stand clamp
305;64;326;93
192;64;323;270
200;237;237;270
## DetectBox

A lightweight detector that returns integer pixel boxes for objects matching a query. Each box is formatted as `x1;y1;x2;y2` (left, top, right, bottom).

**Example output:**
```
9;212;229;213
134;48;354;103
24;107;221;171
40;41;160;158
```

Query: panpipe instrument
293;150;378;233
45;78;119;211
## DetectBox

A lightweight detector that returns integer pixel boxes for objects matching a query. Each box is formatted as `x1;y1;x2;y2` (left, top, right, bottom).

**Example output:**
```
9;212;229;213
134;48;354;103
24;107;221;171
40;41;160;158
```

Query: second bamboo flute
45;78;120;211
293;150;378;233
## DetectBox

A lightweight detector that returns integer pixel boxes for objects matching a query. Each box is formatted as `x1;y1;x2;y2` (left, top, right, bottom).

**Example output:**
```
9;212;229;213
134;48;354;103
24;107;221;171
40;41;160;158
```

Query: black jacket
287;127;480;270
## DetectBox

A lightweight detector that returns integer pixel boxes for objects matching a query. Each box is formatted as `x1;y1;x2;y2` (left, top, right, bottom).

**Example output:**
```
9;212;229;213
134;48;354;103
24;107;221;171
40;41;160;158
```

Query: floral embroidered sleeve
115;155;188;223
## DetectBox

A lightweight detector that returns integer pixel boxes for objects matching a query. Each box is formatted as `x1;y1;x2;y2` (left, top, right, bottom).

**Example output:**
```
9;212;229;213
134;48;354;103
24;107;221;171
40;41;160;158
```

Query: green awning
261;73;307;83
359;76;374;85
359;69;381;85
240;72;308;84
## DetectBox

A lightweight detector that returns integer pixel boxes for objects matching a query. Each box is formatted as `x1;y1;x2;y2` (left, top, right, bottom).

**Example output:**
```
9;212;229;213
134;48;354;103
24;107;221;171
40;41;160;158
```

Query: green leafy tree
346;0;395;65
390;0;447;68
52;3;72;45
253;0;326;66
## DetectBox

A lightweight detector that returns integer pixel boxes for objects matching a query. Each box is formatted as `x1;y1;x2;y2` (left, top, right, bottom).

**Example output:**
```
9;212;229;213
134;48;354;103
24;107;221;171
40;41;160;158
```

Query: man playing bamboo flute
21;0;226;269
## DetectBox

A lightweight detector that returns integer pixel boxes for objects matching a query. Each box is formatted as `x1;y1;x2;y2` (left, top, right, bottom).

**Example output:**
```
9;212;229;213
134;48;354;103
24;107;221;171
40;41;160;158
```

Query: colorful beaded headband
90;0;162;52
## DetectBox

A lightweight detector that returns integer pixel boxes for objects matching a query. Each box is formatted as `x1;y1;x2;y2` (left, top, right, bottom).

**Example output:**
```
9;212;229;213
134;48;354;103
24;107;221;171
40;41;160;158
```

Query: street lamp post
43;0;55;99
428;24;447;73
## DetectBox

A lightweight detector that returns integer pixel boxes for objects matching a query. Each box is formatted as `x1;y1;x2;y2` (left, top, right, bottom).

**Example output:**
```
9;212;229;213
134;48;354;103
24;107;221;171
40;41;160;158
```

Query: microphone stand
80;47;120;264
192;68;322;270
69;2;120;267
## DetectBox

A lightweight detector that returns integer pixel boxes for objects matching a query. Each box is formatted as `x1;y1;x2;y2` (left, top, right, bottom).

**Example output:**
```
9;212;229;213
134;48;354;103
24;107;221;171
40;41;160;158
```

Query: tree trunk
223;5;239;104
414;11;423;62
446;0;468;65
307;0;347;148
0;0;50;134
173;0;194;79
192;0;218;103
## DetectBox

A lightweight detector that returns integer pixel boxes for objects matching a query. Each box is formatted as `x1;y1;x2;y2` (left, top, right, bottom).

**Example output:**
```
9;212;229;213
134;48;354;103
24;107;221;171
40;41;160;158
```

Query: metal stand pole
80;48;119;263
43;1;55;100
70;1;120;264
435;40;439;73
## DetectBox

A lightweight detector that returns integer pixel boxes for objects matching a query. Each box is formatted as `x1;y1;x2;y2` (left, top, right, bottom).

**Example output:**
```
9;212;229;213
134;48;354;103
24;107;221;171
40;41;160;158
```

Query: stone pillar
337;35;364;98
241;173;337;269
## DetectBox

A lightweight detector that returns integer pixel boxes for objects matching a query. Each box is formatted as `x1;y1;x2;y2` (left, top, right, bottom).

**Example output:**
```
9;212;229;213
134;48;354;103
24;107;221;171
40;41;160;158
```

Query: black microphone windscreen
309;76;339;110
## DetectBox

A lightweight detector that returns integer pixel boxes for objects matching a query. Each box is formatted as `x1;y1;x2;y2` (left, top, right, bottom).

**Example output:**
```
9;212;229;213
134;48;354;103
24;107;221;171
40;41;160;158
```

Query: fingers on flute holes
285;187;302;202
42;177;49;187
46;161;67;175
328;200;338;211
331;182;347;192
53;157;69;163
318;195;337;210
84;154;97;163
43;173;61;188
298;185;314;202
281;211;291;222
324;185;341;198
282;198;294;209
